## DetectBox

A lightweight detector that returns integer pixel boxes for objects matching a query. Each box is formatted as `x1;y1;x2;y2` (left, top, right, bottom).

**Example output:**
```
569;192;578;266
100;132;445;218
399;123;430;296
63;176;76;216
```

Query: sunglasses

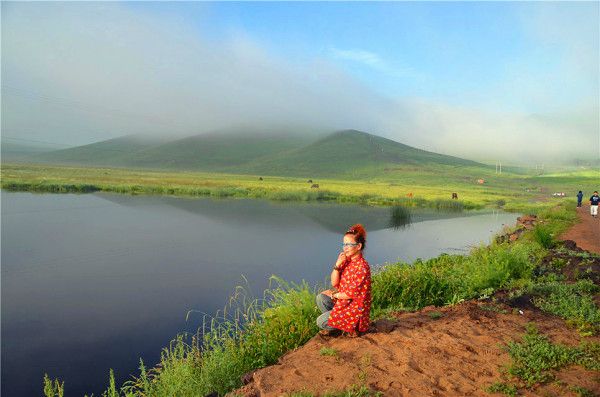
342;243;359;247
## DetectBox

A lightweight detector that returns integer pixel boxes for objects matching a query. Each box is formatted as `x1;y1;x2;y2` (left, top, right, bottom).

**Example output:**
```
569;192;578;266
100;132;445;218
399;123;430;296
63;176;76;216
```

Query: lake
1;191;517;396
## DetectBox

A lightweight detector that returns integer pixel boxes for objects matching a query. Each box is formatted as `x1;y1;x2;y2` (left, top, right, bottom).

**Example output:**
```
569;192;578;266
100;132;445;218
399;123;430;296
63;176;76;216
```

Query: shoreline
233;209;600;396
39;201;598;397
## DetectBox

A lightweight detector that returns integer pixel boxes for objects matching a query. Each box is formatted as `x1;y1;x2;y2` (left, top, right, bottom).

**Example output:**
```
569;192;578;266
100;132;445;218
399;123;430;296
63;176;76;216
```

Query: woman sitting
316;224;372;337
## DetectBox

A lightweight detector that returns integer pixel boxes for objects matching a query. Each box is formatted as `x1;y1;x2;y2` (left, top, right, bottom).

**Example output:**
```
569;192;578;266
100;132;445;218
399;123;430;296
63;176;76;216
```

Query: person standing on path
316;224;371;338
577;191;584;207
590;191;599;217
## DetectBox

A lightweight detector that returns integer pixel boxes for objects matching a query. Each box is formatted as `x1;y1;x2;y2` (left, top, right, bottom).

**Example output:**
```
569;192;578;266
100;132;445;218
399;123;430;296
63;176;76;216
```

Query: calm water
1;191;517;396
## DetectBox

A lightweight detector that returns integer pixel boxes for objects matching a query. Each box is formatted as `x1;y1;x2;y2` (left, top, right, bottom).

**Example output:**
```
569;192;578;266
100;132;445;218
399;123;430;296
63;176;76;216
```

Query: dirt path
234;303;599;397
560;205;600;254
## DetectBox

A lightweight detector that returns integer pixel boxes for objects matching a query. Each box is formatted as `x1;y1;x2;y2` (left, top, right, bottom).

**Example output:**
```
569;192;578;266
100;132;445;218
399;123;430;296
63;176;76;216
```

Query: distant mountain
36;134;170;165
1;141;56;162
31;129;485;177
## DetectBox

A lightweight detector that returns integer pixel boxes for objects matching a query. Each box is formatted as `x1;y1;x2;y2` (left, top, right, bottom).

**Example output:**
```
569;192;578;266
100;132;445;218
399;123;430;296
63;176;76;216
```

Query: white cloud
1;2;597;163
330;48;387;69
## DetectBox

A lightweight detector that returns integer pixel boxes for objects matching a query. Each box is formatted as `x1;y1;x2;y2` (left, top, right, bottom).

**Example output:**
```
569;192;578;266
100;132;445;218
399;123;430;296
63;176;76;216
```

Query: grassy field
2;163;598;212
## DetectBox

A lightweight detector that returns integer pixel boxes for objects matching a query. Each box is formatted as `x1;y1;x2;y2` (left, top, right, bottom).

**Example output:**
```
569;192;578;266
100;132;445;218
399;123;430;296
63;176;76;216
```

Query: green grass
370;241;541;316
503;324;600;388
532;225;555;249
486;381;518;396
41;202;583;397
528;278;600;335
319;347;339;357
288;385;382;397
388;206;412;229
43;375;64;397
3;163;598;211
570;385;597;397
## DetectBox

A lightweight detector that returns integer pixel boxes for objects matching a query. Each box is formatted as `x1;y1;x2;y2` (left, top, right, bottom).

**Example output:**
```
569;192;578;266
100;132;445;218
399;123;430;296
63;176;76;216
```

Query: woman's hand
335;252;347;269
321;289;334;297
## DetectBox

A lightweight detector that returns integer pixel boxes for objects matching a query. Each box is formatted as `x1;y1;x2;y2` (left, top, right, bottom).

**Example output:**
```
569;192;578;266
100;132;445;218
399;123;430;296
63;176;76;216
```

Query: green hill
37;134;169;165
125;131;314;170
241;129;482;177
32;129;486;178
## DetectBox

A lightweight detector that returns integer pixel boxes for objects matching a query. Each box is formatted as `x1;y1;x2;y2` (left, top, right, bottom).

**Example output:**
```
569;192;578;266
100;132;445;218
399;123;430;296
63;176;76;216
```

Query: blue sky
122;1;591;112
2;1;598;161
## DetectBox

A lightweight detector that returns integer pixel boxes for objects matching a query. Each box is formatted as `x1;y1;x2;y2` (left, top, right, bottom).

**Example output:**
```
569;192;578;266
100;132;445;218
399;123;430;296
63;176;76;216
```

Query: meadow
2;163;597;212
40;200;600;397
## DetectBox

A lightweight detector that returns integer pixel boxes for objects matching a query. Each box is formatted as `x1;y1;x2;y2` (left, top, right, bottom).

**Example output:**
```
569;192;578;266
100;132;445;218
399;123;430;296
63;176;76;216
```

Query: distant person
316;224;371;337
577;191;584;207
590;191;600;217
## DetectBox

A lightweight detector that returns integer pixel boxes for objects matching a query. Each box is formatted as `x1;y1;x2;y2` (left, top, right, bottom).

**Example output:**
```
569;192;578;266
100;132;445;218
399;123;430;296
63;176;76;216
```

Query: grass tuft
319;347;339;357
505;324;600;388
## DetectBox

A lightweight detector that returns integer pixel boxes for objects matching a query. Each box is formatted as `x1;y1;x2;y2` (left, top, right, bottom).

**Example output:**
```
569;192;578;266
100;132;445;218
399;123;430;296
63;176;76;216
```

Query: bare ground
560;206;600;255
233;301;598;397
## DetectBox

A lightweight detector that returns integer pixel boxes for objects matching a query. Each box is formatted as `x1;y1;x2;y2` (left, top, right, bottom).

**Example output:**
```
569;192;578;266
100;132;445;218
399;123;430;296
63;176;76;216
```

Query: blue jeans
316;293;336;331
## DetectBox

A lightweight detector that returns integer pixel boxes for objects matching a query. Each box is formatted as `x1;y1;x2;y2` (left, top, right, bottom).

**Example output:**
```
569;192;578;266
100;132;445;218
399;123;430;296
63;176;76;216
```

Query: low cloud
1;2;597;163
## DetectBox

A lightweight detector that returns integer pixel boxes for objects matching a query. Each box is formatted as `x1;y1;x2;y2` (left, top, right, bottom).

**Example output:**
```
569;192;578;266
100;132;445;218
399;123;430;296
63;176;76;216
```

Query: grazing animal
311;184;319;189
307;179;313;183
452;193;458;200
407;192;414;198
259;177;263;181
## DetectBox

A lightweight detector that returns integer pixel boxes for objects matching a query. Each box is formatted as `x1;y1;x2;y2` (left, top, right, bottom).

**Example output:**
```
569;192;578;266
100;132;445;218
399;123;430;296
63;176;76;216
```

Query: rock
241;370;256;385
516;215;537;230
373;319;397;333
561;240;579;251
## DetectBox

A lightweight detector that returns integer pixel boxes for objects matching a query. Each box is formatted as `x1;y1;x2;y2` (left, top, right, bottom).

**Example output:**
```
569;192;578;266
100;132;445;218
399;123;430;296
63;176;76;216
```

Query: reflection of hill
94;193;483;234
291;204;481;233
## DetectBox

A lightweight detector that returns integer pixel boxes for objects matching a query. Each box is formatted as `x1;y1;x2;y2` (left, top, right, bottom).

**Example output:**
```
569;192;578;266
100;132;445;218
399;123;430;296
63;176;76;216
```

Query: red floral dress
328;255;372;333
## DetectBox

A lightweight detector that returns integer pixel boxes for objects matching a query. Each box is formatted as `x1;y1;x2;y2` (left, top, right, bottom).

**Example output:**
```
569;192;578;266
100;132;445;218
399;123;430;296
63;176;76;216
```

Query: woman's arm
330;252;347;287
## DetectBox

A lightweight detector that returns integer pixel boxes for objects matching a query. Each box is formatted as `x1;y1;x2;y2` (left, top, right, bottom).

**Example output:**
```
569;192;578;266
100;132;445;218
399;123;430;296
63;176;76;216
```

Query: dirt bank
233;300;598;397
560;205;600;254
233;224;600;396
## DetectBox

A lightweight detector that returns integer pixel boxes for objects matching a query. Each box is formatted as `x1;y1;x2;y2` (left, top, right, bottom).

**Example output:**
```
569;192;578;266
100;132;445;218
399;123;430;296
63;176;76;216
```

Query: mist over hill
33;129;486;178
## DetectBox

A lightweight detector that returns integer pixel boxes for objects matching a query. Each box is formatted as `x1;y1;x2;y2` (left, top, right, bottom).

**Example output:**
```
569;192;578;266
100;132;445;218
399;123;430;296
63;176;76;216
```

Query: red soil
560;206;600;254
233;303;598;396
